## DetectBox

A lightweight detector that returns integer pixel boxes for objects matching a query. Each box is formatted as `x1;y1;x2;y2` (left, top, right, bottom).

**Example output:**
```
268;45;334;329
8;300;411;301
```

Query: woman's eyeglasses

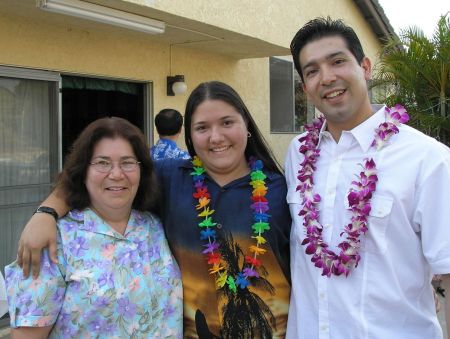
89;159;141;173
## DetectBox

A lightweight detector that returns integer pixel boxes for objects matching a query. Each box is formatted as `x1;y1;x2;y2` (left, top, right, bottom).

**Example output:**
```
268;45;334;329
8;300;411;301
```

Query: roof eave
353;0;398;43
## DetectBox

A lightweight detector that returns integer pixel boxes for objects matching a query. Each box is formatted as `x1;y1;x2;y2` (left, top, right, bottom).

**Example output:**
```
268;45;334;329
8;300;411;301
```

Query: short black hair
290;17;365;82
184;81;282;175
57;117;160;213
154;108;184;136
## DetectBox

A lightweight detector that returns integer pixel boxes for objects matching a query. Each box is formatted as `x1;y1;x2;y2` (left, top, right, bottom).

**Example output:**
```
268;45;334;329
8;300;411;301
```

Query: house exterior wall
0;0;382;162
142;0;382;57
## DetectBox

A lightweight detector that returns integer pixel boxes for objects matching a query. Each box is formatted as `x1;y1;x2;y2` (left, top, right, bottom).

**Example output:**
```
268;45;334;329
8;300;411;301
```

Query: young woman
6;117;182;338
17;82;291;338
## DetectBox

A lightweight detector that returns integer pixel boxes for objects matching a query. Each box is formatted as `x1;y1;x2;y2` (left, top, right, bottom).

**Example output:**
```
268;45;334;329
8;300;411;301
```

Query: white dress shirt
285;105;450;339
0;271;7;318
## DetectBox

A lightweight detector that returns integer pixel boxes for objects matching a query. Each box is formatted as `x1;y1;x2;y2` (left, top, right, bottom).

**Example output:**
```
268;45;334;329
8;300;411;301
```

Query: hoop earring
247;132;252;138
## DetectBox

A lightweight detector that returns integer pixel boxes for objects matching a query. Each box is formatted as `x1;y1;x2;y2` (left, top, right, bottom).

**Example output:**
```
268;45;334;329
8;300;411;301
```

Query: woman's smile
191;99;250;185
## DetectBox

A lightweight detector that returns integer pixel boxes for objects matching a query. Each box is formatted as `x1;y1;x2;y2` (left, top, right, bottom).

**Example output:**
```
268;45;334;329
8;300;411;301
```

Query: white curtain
0;77;54;273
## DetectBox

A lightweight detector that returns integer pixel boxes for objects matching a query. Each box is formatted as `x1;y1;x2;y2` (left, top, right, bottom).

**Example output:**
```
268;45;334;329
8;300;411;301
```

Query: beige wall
0;0;383;164
0;11;261;142
139;0;382;58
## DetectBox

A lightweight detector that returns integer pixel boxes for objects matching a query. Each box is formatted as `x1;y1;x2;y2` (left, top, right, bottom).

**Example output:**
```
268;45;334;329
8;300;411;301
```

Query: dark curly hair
57;117;159;213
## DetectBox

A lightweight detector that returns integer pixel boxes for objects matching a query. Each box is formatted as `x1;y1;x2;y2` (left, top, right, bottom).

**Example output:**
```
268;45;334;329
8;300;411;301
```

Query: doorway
61;75;146;161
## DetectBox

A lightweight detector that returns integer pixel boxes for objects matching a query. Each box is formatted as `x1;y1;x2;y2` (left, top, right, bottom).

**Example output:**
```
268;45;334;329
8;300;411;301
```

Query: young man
285;17;450;339
150;108;190;160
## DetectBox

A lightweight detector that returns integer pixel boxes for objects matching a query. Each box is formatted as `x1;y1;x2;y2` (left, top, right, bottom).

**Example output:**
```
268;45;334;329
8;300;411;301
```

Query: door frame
59;72;154;171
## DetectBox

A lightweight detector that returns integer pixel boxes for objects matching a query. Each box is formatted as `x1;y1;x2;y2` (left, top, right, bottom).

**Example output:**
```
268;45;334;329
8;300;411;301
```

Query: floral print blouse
5;208;183;338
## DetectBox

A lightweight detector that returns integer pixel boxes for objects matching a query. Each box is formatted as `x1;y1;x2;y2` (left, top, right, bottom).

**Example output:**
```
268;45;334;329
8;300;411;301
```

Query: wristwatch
34;206;59;222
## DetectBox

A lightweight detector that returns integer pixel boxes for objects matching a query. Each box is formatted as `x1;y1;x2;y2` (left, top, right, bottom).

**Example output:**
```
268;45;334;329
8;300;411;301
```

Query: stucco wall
0;0;383;164
148;0;382;60
0;11;265;145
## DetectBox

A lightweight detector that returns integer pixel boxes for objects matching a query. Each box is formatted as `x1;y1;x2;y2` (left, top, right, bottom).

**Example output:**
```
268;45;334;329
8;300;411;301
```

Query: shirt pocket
362;194;394;254
286;187;301;204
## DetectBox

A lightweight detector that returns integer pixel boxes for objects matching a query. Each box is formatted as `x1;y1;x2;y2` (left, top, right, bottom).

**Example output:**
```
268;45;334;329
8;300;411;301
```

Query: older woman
17;82;291;338
5;117;182;338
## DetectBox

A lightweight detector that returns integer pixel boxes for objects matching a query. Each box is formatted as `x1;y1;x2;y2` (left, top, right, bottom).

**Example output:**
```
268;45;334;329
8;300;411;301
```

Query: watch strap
34;206;59;222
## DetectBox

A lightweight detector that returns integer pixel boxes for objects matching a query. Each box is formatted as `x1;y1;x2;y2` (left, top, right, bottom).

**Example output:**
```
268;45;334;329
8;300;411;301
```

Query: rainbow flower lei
191;156;270;292
297;104;409;277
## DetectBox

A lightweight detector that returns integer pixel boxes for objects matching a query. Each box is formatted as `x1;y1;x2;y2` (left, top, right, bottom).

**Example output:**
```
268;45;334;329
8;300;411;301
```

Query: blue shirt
150;138;190;161
6;208;183;338
155;158;291;338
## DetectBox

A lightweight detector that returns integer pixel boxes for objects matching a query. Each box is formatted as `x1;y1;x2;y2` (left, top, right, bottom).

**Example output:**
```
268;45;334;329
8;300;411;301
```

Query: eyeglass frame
89;158;141;173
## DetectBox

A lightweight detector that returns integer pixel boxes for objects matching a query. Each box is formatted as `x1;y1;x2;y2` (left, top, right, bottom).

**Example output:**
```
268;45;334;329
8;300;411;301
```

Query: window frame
0;66;60;328
269;57;314;134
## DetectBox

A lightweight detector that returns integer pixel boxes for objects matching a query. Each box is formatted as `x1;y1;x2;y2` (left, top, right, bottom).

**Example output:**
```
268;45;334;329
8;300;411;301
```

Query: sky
377;0;449;38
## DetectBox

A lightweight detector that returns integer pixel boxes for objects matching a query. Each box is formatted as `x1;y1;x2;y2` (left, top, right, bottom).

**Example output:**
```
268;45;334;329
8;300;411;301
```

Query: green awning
62;76;139;95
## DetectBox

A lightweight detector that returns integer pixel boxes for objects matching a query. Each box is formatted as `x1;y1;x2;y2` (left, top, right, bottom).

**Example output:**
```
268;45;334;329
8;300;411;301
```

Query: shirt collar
73;208;141;240
318;104;386;152
350;104;386;152
158;138;177;147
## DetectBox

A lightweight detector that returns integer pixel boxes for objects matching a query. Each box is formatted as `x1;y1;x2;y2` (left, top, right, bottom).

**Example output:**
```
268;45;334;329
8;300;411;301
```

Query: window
367;79;386;104
270;57;314;133
0;66;59;327
294;72;315;130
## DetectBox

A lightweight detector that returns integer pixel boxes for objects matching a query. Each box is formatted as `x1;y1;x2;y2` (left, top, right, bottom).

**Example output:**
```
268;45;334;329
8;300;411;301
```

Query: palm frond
372;13;450;145
216;231;276;339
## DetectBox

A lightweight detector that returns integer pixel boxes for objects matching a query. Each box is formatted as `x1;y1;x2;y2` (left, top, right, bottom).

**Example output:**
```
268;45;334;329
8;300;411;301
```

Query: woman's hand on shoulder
18;213;58;279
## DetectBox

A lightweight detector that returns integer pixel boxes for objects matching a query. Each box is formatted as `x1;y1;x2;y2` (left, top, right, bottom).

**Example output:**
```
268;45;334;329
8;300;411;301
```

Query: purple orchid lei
297;104;409;277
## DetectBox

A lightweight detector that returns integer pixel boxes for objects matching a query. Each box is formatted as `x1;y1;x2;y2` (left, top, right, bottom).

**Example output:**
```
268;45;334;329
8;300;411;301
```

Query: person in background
285;17;450;339
5;117;182;338
16;81;291;338
150;108;190;161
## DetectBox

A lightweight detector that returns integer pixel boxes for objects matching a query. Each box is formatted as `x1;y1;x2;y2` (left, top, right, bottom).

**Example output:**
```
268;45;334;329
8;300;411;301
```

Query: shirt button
320;325;328;331
319;292;325;299
216;223;222;229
